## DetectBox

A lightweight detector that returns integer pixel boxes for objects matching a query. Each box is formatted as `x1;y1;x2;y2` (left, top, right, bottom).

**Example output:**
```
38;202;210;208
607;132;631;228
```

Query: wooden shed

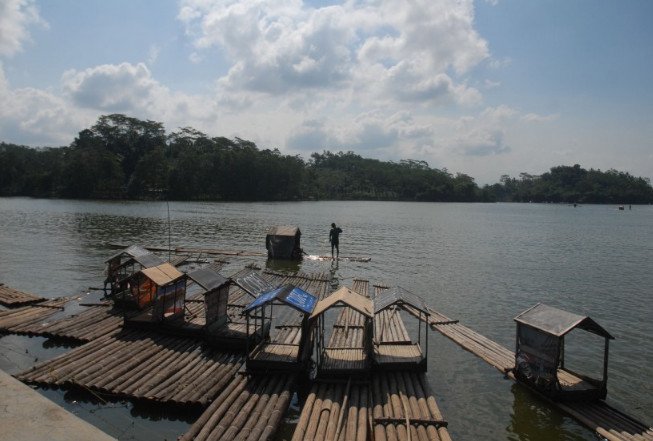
104;245;165;296
309;286;374;377
123;263;187;324
373;286;429;371
265;226;302;260
243;284;317;373
514;303;614;401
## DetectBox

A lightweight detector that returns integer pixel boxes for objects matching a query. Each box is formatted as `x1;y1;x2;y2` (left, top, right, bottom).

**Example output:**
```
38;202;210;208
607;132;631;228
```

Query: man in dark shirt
329;223;343;259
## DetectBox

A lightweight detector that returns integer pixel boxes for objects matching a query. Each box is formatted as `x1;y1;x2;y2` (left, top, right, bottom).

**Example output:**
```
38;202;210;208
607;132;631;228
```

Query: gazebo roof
141;263;184;287
243;284;317;315
514;303;614;339
266;225;300;237
106;245;151;262
373;286;429;315
187;267;228;292
310;286;373;320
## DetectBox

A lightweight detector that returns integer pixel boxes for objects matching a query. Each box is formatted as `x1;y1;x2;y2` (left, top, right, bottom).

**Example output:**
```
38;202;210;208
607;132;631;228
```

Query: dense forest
1;114;652;203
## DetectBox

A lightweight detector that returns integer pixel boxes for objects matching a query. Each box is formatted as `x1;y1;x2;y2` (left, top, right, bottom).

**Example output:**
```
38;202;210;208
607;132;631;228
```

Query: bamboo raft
0;283;46;307
0;297;70;331
404;306;653;441
292;280;451;441
16;328;243;406
5;304;123;342
179;374;295;441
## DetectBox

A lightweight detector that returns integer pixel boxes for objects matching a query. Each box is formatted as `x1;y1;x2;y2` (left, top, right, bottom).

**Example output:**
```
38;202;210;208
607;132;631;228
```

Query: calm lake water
0;197;651;440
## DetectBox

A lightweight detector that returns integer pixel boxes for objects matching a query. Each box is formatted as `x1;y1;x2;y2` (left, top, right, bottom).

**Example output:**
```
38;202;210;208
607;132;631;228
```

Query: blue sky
1;0;651;184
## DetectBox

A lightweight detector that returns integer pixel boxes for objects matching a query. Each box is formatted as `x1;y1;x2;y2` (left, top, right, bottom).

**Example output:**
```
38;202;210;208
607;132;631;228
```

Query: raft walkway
292;280;452;441
402;304;653;441
0;283;46;307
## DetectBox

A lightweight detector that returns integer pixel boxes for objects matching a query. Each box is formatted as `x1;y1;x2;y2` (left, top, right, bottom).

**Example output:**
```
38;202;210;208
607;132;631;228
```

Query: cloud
179;0;489;108
0;0;46;57
62;63;164;112
0;64;93;145
521;112;559;123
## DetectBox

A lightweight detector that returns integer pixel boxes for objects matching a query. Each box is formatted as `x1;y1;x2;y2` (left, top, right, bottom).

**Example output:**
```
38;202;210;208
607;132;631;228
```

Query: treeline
1;114;652;203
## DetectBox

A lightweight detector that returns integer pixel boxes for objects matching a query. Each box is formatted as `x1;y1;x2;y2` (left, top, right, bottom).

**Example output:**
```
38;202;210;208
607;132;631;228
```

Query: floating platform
0;297;70;331
407;305;653;441
0;283;46;307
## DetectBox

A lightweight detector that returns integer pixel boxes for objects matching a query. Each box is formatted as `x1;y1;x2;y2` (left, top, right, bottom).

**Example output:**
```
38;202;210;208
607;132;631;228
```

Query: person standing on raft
329;223;343;260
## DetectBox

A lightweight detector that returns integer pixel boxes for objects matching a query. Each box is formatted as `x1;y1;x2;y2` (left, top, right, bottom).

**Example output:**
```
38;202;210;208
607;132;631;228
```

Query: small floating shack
265;226;302;260
122;262;187;324
514;303;614;401
105;245;165;295
373;286;429;371
243;284;317;373
309;286;374;377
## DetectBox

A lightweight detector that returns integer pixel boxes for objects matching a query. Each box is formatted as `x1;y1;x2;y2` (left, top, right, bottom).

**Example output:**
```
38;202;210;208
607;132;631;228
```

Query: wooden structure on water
243;284;318;373
310;286;374;377
373;286;429;371
265;225;303;260
406;303;653;441
104;245;166;295
514;303;614;401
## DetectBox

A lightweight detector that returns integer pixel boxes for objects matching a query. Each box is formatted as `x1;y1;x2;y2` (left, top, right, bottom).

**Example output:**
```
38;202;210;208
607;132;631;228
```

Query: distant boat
618;206;625;210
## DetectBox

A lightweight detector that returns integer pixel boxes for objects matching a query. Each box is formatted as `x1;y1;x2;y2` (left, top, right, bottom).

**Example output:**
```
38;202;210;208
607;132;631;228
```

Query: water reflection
508;384;589;441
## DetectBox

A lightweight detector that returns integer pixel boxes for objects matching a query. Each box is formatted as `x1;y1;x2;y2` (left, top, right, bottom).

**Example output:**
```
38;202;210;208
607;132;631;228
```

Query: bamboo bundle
0;298;69;330
0;284;45;307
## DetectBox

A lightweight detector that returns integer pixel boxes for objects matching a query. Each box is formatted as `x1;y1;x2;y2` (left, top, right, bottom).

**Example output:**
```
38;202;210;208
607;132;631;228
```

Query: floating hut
265;226;302;260
187;266;230;329
514;303;614;401
243;284;317;373
309;286;374;377
104;245;165;295
373;286;429;371
122;263;187;324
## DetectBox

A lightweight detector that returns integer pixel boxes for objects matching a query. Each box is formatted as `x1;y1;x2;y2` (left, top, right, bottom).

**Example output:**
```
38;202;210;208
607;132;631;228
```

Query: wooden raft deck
403;305;653;441
0;283;46;307
0;297;70;331
179;374;295;441
16;329;243;406
292;280;452;441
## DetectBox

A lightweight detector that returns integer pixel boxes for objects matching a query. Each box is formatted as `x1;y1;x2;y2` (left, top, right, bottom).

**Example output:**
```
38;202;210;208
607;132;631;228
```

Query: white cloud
179;0;489;109
0;0;46;57
521;112;559;123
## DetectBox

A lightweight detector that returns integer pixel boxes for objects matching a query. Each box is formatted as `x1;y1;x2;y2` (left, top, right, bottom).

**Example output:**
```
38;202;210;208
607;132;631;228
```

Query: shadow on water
265;258;302;273
507;383;594;441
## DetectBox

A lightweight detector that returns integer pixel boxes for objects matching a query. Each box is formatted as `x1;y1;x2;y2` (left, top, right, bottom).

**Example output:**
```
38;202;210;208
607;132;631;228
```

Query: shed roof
514;303;614;339
132;253;166;268
141;263;184;287
243;284;317;315
266;225;300;237
234;271;275;298
310;286;373;320
106;245;151;262
373;286;429;315
187;267;228;292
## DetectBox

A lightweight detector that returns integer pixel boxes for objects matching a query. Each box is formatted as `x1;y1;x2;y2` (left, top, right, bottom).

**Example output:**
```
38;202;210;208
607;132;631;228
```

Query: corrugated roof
106;245;151;262
310;286;373;320
243;284;317;315
373;286;429;315
133;253;166;268
234;271;275;298
266;225;300;237
514;303;614;339
141;263;184;287
187;267;228;292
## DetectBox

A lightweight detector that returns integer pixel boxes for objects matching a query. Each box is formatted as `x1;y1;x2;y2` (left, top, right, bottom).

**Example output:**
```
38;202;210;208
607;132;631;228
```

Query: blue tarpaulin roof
243;284;317;315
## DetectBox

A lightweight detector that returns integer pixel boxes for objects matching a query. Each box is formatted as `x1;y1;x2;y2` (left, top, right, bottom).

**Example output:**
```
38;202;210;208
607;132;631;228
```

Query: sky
1;0;652;184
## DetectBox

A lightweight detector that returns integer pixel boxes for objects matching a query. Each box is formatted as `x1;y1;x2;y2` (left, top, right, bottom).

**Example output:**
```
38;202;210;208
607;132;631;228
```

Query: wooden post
603;337;609;387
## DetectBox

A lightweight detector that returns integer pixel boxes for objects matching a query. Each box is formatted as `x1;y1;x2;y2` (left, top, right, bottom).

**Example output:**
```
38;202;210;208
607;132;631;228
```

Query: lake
0;197;651;440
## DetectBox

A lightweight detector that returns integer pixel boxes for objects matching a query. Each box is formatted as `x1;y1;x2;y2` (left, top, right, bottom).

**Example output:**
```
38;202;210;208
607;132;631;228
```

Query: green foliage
1;116;652;203
494;164;653;204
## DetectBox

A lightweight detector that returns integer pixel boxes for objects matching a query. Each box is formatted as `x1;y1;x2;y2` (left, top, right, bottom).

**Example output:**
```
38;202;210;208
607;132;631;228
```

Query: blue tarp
243;284;317;315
